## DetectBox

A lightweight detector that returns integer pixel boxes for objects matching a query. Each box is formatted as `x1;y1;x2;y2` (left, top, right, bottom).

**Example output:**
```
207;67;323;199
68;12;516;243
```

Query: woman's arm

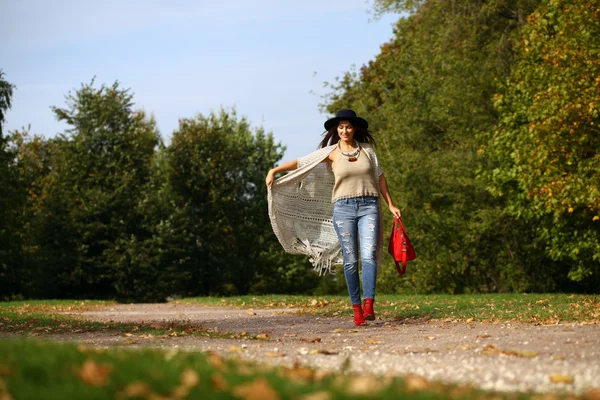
379;174;402;218
265;159;298;188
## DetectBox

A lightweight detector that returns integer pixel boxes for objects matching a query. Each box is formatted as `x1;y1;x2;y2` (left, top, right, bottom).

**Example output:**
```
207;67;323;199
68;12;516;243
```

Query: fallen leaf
346;376;381;395
121;339;138;345
301;338;322;343
229;345;244;353
365;339;382;345
310;299;318;306
310;349;338;355
265;352;285;358
207;352;225;371
584;388;600;400
466;318;474;323
477;334;491;339
77;359;112;387
300;391;331;400
426;336;436;340
211;372;228;390
283;333;297;337
180;368;199;388
232;378;280;400
124;333;133;337
549;374;574;384
482;344;538;358
247;311;256;316
256;334;269;340
405;374;430;392
120;381;151;398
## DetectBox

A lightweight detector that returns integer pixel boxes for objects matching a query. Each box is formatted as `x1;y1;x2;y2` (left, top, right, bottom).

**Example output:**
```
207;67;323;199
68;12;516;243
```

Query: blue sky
1;0;401;161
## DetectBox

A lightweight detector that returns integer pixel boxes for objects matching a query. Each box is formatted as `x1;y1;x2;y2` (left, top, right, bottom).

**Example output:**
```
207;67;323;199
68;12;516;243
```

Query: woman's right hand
265;169;275;188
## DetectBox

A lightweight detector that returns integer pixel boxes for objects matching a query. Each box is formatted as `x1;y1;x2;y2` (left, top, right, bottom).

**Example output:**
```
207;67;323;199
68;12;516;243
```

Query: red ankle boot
363;298;375;321
352;304;366;326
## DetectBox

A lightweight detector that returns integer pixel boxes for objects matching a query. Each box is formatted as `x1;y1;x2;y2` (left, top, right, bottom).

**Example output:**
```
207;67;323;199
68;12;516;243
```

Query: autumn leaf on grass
299;391;331;400
346;376;382;396
549;374;574;384
232;377;280;400
120;381;152;398
207;352;226;371
404;374;431;392
212;372;228;391
77;359;112;387
181;368;199;388
278;365;314;383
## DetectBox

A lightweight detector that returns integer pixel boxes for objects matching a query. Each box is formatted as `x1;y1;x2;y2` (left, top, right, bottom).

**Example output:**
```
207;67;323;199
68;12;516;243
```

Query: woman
266;109;401;326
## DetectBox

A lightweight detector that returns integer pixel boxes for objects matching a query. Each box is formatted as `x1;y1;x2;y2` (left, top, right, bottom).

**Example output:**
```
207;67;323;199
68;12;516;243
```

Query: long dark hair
319;124;377;148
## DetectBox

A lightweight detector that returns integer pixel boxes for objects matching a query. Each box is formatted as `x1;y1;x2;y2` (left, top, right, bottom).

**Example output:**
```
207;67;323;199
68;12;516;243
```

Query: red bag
388;217;416;275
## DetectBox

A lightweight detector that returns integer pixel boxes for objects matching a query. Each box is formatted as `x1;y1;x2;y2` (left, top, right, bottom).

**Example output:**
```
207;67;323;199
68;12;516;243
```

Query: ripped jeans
333;196;380;306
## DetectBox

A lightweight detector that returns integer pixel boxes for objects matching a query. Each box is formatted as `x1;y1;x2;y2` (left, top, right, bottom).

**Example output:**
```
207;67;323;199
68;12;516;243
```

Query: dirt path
4;303;599;395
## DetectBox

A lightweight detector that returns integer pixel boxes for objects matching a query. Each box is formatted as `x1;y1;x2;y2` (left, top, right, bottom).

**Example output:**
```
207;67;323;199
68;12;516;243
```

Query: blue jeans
333;196;380;306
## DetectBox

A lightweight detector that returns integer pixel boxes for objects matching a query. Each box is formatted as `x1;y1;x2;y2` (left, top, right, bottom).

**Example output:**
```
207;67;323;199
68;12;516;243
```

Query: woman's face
337;121;355;142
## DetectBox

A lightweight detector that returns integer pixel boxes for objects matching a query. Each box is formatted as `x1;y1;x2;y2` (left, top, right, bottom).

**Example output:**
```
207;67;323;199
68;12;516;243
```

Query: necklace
338;140;361;162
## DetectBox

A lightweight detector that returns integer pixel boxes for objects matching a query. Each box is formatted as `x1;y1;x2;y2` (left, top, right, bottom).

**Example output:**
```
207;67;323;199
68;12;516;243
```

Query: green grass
180;293;600;324
0;338;537;400
0;300;249;340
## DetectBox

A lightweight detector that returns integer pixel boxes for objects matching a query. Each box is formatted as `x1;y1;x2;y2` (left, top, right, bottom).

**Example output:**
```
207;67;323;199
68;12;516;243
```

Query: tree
160;108;316;296
0;70;21;299
29;80;160;298
483;0;600;285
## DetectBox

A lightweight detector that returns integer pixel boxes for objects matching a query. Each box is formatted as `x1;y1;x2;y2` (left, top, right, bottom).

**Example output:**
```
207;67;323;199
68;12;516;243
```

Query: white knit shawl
267;143;385;275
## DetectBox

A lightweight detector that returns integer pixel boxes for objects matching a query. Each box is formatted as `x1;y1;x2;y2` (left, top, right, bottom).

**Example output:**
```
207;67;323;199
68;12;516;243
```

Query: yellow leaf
405;374;430;392
299;391;331;400
120;381;151;398
549;374;574;384
346;376;382;395
77;359;112;387
265;352;285;358
180;368;199;388
232;378;280;400
256;334;269;340
228;345;243;353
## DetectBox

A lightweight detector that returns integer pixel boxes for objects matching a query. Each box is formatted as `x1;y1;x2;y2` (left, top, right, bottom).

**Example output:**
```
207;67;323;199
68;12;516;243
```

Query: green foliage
324;0;556;293
22;80;161;299
157;108;318;297
483;0;600;284
0;71;22;300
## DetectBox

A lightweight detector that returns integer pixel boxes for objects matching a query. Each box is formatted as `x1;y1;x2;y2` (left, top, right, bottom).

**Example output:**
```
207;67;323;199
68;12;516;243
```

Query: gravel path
5;303;600;395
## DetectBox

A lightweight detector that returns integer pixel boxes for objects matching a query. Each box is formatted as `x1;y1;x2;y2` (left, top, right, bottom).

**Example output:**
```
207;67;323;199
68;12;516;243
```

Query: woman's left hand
389;205;402;219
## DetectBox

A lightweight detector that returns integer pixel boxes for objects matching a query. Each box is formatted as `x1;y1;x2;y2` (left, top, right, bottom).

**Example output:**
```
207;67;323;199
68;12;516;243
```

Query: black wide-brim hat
324;109;369;131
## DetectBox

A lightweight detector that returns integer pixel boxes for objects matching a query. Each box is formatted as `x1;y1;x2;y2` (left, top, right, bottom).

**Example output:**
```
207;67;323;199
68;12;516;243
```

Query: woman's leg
357;197;380;303
333;200;360;306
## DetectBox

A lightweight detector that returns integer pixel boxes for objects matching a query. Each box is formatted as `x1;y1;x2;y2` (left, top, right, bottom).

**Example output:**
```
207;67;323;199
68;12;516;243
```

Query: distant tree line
0;79;320;302
1;0;598;301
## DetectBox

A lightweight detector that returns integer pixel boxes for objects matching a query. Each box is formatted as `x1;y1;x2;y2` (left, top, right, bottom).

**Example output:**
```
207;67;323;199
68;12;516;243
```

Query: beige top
331;151;379;202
